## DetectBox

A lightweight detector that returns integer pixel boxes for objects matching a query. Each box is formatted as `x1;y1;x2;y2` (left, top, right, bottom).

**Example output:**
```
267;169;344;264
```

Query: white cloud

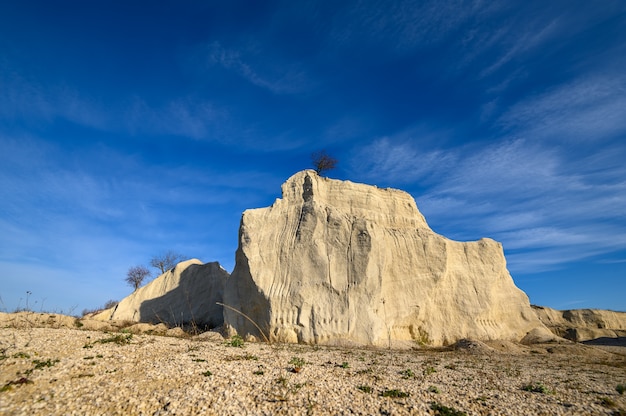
125;97;225;140
206;42;315;95
479;18;561;77
0;68;108;129
350;136;456;184
353;137;626;274
498;74;626;141
331;0;501;54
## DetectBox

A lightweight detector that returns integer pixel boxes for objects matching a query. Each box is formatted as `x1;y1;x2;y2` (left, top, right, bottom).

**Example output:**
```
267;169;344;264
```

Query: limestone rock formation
223;170;546;346
94;259;229;328
533;305;626;341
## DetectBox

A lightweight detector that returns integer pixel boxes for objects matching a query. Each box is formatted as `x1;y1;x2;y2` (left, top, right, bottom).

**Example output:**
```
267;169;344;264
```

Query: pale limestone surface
93;259;228;328
224;170;546;347
533;306;626;341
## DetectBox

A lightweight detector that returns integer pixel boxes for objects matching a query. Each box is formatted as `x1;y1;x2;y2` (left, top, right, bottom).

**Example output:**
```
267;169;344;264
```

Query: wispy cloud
206;42;315;95
330;0;499;54
125;97;225;140
350;137;626;274
498;73;626;142
478;18;561;77
0;67;108;129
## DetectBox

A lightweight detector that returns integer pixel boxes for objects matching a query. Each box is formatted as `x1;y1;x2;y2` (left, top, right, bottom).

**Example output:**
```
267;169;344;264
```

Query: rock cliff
533;305;626;341
94;259;229;328
223;170;547;346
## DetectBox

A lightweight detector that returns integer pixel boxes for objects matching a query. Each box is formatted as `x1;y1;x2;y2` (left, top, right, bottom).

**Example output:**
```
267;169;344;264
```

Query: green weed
521;382;551;394
33;358;60;370
97;333;133;345
380;389;409;398
357;385;373;393
400;369;415;379
430;402;467;416
227;335;244;348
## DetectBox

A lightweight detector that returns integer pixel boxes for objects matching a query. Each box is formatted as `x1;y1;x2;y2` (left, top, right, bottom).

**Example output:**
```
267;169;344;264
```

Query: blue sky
1;1;625;314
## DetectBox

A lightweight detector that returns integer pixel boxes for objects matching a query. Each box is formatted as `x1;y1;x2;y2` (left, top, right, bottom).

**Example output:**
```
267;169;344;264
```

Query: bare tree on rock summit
311;150;338;176
125;265;150;291
150;251;185;275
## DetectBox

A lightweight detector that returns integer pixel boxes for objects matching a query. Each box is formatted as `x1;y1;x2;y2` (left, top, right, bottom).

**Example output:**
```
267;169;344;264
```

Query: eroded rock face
224;170;545;346
533;306;626;341
94;259;229;328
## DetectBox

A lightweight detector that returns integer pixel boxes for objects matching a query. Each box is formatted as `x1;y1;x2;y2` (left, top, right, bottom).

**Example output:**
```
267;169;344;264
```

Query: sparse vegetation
400;368;415;379
225;353;258;361
32;358;60;370
227;335;244;348
423;366;437;376
96;333;133;345
428;385;441;394
13;352;30;359
202;370;212;377
521;382;551;394
599;397;617;408
289;356;306;372
82;300;118;317
617;384;626;395
380;389;410;398
1;377;33;392
357;385;373;393
430;402;467;416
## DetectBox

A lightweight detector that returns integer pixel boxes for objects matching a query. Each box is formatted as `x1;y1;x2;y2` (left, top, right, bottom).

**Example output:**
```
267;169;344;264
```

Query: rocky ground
1;313;625;415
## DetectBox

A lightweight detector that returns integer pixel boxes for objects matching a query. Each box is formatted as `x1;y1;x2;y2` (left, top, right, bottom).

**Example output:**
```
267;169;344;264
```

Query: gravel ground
1;323;625;415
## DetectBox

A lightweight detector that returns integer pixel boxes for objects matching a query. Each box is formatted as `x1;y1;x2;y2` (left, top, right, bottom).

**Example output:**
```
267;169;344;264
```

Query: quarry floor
1;322;625;415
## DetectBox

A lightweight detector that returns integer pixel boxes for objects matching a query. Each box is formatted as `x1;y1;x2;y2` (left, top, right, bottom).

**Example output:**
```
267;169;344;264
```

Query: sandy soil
1;316;625;415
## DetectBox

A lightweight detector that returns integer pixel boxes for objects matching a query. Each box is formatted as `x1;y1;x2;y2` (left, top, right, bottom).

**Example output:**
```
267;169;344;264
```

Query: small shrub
202;371;212;377
430;402;467;416
225;353;258;361
1;377;32;392
423;366;437;376
339;361;350;368
33;358;60;370
617;384;625;395
253;370;264;375
521;382;551;394
97;333;133;345
227;335;244;348
357;385;373;393
428;385;441;394
599;397;617;408
380;389;410;398
290;356;306;372
400;369;415;379
13;352;30;359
